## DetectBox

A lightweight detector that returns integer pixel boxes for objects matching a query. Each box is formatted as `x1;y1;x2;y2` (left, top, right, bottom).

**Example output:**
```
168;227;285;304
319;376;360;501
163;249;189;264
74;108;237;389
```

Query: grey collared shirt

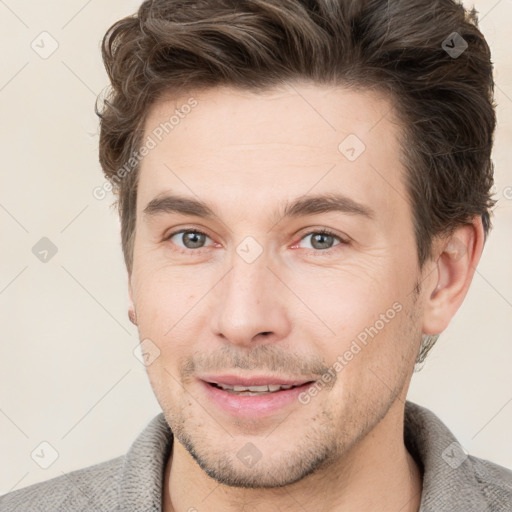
1;401;511;511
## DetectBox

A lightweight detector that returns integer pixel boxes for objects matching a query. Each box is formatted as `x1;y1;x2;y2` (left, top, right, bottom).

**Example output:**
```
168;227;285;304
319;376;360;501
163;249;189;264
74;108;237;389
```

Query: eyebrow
143;192;375;222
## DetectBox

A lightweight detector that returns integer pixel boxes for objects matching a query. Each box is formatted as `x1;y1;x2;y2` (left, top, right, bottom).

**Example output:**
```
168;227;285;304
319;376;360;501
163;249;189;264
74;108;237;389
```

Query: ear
128;273;137;326
422;216;485;335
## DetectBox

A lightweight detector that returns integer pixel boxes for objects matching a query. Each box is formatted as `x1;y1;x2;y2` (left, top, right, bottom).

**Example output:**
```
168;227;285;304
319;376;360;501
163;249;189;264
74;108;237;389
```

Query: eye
295;229;346;252
164;227;348;254
166;229;214;251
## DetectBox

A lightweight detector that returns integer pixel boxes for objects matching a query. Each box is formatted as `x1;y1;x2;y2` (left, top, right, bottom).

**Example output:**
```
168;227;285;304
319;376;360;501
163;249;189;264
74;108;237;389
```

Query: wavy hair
97;0;496;364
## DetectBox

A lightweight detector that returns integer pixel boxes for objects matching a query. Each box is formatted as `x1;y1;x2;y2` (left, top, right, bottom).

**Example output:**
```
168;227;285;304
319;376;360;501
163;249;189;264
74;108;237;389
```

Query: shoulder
465;454;512;510
0;412;172;512
0;454;124;512
404;401;512;511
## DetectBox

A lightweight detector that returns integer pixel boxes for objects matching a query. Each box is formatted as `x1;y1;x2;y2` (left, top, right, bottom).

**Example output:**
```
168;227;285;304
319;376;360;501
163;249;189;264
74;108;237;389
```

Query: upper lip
200;374;315;387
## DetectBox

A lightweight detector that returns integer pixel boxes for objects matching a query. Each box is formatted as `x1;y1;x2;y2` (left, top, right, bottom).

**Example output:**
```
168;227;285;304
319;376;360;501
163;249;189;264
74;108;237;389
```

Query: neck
163;399;422;512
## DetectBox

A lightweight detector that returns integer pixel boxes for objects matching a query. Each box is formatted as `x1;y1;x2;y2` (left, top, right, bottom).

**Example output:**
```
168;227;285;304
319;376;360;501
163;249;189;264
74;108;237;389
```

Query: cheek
131;265;219;382
132;263;207;325
285;263;398;339
290;269;411;387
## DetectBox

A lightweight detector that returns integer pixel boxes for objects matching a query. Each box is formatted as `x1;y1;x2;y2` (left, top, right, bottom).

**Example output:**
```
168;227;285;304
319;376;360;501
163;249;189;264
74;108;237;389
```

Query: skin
127;82;484;512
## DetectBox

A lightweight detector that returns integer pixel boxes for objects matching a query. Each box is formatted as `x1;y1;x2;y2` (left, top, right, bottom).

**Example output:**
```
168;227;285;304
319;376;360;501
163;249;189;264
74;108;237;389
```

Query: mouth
206;381;313;396
198;375;317;418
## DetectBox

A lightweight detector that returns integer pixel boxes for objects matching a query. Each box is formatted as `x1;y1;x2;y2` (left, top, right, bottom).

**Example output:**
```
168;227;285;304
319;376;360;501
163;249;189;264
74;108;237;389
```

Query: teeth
217;383;235;390
233;385;269;392
215;383;296;392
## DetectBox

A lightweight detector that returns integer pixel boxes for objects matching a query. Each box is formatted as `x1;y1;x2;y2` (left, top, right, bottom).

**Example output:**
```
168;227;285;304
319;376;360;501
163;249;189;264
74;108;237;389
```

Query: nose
210;249;292;348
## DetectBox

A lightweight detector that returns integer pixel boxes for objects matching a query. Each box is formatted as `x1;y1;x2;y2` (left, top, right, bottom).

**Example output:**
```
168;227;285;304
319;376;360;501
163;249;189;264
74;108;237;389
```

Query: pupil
312;233;332;249
184;232;205;248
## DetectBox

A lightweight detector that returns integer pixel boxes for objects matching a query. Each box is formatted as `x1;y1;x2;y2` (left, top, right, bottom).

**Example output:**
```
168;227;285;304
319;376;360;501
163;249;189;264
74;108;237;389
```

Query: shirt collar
116;412;173;511
115;401;493;511
404;400;491;511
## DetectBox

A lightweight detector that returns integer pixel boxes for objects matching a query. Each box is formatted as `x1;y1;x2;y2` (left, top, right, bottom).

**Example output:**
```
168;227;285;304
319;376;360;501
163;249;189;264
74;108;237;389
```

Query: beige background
0;0;511;495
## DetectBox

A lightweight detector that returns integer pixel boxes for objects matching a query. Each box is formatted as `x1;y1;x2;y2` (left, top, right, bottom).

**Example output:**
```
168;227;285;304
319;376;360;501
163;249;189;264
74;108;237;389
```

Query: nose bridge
211;238;290;345
229;245;270;301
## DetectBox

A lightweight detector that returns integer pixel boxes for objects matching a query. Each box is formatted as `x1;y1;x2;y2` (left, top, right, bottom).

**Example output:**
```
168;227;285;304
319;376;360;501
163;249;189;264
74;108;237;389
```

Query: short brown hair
97;0;496;361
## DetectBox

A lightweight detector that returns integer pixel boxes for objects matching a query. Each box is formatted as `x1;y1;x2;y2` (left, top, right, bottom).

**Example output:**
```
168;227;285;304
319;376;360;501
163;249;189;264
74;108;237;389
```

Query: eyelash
164;227;348;255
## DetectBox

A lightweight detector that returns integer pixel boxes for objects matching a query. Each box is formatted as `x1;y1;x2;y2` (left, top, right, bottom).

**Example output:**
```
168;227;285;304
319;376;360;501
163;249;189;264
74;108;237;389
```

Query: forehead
137;83;408;226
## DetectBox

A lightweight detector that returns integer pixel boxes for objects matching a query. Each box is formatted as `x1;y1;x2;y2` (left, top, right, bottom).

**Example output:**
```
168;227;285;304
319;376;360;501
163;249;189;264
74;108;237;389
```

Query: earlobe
128;275;138;326
422;217;485;335
128;308;138;326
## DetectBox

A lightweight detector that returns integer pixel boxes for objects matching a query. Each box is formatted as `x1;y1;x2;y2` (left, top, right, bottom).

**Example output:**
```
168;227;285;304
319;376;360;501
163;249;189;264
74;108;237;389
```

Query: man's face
130;83;426;487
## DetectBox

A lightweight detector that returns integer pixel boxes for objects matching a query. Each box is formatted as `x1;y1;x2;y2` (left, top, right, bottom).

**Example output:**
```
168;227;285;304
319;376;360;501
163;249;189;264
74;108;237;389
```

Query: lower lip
199;379;316;418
